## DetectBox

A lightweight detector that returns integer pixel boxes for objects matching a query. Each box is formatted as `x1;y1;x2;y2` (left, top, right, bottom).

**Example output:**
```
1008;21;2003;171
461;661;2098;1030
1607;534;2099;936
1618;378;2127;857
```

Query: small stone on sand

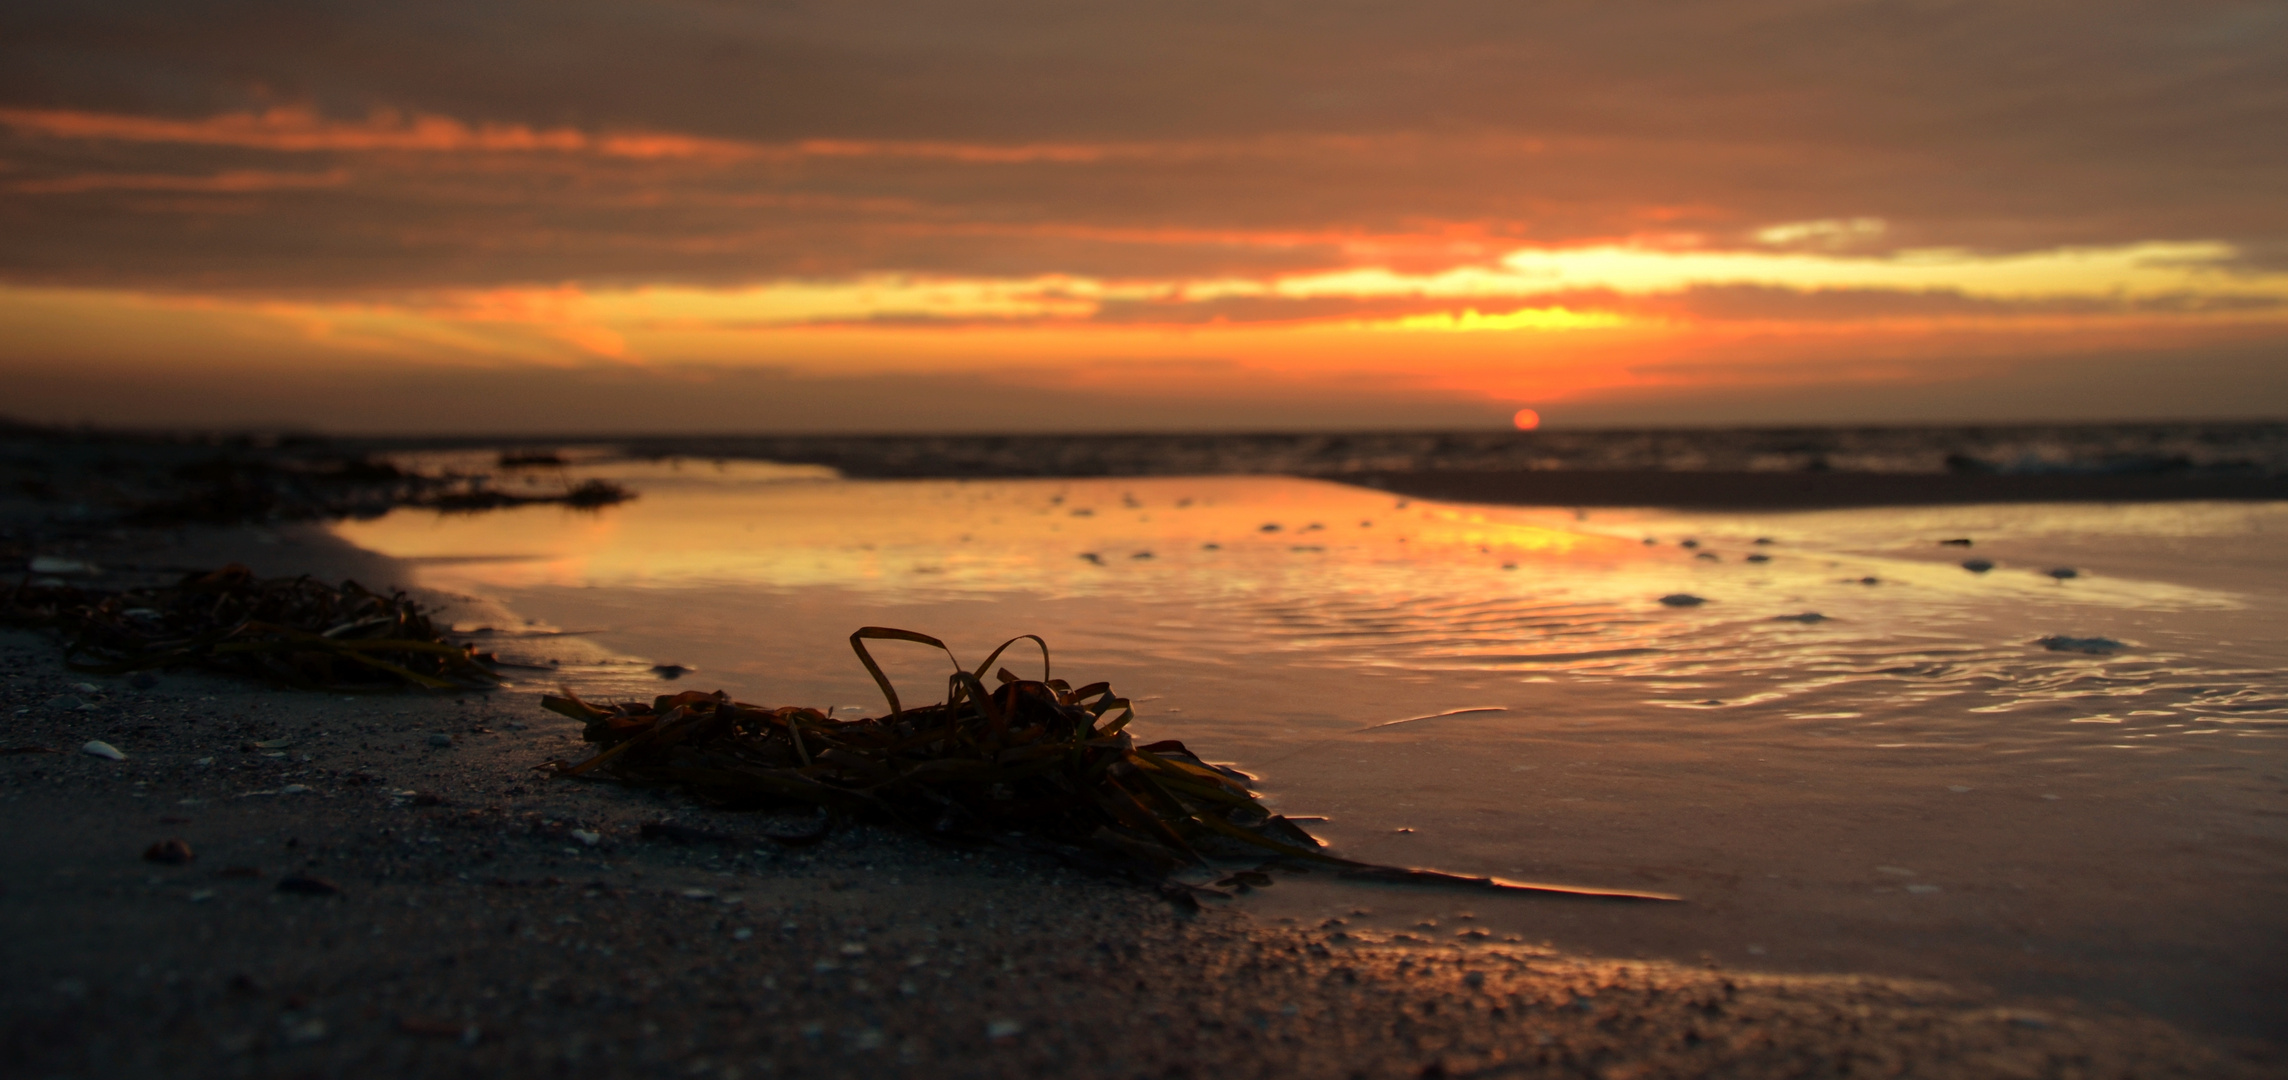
2038;635;2124;654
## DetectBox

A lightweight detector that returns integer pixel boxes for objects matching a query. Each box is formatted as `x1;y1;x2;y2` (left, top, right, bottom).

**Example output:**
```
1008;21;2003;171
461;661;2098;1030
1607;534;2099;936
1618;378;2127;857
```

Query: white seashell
81;740;126;761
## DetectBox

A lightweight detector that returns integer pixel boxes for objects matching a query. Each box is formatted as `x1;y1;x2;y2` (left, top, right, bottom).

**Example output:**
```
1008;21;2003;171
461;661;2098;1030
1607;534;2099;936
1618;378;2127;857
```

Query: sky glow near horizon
2;2;2284;432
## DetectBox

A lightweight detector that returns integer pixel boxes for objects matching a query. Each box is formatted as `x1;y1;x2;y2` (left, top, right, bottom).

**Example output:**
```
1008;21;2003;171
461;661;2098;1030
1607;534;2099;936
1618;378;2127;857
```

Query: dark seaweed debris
540;627;1680;902
425;478;632;512
2;564;501;690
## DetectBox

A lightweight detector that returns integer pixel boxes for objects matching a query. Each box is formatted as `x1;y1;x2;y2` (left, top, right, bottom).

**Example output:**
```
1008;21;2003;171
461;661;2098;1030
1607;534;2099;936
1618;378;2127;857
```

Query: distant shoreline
1350;468;2288;510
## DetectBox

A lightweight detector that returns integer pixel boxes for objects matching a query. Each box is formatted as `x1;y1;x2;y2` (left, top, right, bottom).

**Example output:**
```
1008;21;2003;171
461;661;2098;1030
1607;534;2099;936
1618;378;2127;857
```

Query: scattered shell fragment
280;1018;328;1044
31;557;100;575
81;740;126;761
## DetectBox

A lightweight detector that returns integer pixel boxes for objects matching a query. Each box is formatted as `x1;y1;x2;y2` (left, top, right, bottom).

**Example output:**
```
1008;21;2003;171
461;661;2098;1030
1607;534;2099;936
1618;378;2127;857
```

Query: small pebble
2046;567;2079;580
986;1019;1023;1039
1962;559;1994;573
571;829;602;846
281;1017;328;1044
426;733;453;748
1658;594;1705;607
276;873;342;896
144;838;195;864
1744;553;1770;563
1772;612;1828;623
81;740;126;761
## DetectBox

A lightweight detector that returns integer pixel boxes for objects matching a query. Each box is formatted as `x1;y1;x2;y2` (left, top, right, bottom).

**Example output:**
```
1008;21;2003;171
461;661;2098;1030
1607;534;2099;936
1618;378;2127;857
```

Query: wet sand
3;486;2283;1076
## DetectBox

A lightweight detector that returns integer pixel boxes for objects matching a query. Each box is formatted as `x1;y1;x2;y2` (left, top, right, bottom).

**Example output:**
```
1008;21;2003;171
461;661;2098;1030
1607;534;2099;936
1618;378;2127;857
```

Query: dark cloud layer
12;334;2285;435
1;0;2282;290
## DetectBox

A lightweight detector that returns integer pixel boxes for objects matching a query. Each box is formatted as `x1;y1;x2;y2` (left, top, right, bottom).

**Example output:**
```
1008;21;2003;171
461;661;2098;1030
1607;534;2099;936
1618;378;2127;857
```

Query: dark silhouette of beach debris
275;872;342;896
2;564;503;690
2047;567;2081;580
1658;594;1705;606
498;449;568;467
538;627;1680;904
424;477;632;512
1962;558;1995;573
0;420;630;527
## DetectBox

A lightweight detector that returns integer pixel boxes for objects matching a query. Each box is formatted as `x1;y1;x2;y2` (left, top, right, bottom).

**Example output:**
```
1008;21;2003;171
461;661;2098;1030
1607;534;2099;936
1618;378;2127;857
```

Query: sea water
333;459;2288;1039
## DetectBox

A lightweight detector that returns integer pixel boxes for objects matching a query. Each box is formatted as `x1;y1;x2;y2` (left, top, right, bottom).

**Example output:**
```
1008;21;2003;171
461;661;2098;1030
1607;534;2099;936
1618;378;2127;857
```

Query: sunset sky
3;1;2284;432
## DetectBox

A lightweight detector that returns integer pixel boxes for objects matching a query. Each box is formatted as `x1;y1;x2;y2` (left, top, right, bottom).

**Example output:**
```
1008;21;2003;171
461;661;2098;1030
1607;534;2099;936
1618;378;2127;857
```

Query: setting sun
1513;408;1541;431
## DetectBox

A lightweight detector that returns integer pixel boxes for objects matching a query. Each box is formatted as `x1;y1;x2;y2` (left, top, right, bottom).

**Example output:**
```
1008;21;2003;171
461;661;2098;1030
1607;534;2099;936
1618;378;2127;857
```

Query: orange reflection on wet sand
335;470;1651;599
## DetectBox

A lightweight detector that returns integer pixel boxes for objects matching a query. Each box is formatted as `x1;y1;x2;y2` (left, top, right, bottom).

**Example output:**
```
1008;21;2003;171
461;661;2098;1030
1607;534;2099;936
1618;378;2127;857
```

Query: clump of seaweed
540;628;1679;902
3;564;501;690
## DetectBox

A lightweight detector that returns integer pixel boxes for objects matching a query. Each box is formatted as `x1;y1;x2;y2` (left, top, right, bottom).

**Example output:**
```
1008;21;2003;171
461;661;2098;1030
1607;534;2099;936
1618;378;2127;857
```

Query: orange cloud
0;105;1183;165
6;168;351;195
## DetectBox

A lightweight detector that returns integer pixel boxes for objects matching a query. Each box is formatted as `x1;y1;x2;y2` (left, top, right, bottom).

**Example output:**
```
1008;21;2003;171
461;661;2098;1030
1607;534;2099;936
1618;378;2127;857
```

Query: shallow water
334;463;2288;1038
